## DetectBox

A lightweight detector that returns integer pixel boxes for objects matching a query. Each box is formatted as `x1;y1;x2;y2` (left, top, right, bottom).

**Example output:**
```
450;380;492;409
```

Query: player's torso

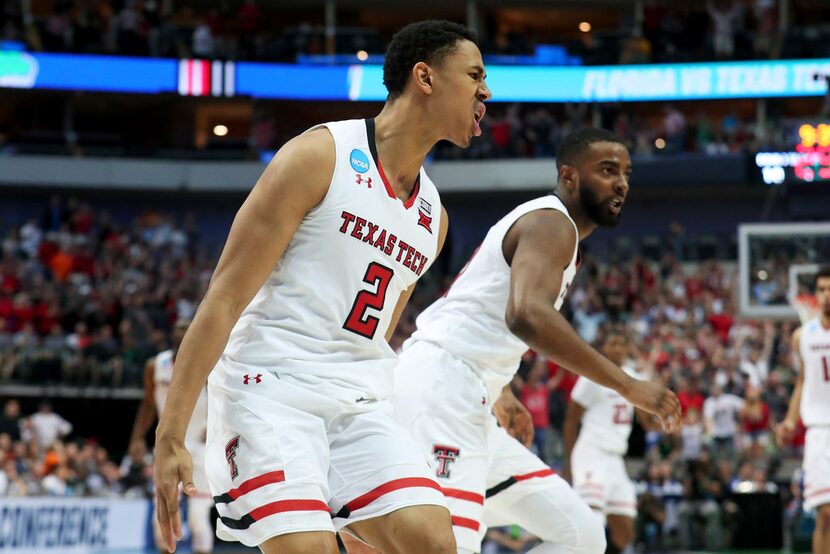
223;119;441;393
799;318;830;427
410;195;578;398
154;349;207;446
576;368;637;455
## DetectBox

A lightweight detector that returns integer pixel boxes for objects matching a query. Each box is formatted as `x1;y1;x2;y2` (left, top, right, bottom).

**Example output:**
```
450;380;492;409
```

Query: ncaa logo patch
350;149;370;173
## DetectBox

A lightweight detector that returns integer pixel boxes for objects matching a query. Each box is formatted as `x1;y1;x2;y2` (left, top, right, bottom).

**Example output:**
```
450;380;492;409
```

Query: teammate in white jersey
153;20;491;554
778;266;830;554
564;329;659;554
130;319;214;554
344;128;681;554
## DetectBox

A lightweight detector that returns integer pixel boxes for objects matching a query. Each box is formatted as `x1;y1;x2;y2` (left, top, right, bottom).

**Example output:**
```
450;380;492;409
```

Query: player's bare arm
776;326;804;444
562;399;586;483
153;128;334;552
385;206;449;342
128;357;157;450
503;209;681;432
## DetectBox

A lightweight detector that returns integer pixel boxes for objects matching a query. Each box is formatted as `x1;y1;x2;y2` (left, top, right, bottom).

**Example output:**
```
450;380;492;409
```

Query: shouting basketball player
130;319;214;554
153;20;490;554
346;129;681;554
778;266;830;554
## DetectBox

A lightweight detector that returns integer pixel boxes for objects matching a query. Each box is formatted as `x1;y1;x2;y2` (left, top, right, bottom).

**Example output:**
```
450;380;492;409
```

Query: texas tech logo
433;444;459;478
225;435;240;480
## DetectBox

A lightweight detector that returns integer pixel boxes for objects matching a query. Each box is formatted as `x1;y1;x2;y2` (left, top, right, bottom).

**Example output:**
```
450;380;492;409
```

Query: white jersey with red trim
219;118;442;400
154;349;208;451
799;317;830;427
408;195;578;400
570;365;641;456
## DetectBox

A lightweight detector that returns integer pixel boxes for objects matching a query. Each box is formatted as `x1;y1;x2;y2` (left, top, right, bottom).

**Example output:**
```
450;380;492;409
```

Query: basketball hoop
790;294;819;324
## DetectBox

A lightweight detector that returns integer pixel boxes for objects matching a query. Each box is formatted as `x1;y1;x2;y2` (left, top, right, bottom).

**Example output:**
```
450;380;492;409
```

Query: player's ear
412;62;433;95
558;165;578;192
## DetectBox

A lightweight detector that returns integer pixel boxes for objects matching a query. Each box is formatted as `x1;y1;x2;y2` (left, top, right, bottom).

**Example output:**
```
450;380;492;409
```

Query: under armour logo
225;436;240;480
356;174;373;187
243;373;262;384
433;445;460;479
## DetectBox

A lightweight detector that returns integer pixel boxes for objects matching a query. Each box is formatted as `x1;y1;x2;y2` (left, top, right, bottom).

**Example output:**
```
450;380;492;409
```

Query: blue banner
1;50;829;102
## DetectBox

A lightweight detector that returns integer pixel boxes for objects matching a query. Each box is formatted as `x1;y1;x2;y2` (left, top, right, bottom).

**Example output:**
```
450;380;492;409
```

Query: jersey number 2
343;262;394;339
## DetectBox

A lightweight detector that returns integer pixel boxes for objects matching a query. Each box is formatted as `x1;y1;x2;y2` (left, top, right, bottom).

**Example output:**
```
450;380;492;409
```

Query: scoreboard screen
755;123;830;185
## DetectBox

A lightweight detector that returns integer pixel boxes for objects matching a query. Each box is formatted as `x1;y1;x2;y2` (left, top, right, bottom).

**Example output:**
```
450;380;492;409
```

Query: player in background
777;266;830;554
564;329;660;554
130;319;213;554
343;129;681;554
153;20;490;554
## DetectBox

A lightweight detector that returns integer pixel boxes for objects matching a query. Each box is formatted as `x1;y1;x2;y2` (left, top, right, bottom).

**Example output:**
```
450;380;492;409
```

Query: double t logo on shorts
225;436;240;480
433;444;460;479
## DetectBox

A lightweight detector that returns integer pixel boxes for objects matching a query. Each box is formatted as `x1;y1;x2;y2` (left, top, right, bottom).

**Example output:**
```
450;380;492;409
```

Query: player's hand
493;391;534;448
775;419;796;446
154;435;197;553
622;379;681;434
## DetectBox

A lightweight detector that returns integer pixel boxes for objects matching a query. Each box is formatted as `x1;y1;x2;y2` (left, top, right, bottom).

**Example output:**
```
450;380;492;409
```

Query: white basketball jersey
571;366;640;455
799;318;830;427
154;349;208;450
221;119;441;399
409;195;578;400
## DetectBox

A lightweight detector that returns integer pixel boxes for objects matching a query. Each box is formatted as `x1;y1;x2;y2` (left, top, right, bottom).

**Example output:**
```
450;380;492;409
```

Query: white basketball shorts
804;426;830;511
571;440;637;519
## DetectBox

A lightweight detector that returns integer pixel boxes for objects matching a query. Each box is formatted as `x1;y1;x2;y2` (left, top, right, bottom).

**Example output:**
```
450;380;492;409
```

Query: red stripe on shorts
806;487;830;499
250;499;330;522
442;488;485;505
451;515;480;531
514;468;555;481
222;470;285;501
344;477;442;513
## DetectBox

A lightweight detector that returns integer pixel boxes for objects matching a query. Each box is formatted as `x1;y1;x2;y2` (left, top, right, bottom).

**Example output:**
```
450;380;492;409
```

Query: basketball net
790;294;819;324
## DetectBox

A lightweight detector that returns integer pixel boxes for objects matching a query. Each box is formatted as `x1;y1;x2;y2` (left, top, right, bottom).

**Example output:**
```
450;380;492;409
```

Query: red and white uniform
155;350;214;552
799;318;830;511
570;366;641;519
394;197;599;553
206;119;446;546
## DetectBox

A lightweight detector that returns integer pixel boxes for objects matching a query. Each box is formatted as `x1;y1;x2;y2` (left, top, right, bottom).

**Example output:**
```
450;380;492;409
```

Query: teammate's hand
154;435;197;553
775;419;796;446
493;392;534;448
622;379;681;434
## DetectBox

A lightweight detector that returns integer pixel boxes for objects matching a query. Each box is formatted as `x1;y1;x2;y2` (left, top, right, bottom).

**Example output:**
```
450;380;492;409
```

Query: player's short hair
555;128;626;170
383;20;477;100
815;265;830;289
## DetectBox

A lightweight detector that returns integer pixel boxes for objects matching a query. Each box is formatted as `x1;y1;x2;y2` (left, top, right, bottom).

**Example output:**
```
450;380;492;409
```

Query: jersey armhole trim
304;123;339;217
499;207;576;269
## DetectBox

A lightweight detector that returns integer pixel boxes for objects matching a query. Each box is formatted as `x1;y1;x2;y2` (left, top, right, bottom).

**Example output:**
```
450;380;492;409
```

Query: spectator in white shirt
703;384;744;460
28;402;72;449
737;322;773;388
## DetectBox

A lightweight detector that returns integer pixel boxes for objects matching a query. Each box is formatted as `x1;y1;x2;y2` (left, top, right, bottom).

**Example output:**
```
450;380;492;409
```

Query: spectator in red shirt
676;376;705;415
740;386;772;459
519;358;553;462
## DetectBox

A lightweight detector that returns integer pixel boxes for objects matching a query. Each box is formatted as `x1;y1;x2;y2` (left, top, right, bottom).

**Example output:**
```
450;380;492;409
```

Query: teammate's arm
562;399;586;483
129;358;157;450
503;209;680;432
776;327;804;444
385;206;449;342
493;384;533;447
154;129;334;552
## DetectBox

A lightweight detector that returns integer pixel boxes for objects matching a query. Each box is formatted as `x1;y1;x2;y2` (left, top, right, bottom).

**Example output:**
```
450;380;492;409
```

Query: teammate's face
602;334;628;365
429;39;491;148
817;276;830;317
576;142;631;228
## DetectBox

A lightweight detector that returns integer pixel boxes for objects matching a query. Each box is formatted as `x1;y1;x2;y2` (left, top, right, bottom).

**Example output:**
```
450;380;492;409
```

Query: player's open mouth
472;105;486;137
609;197;624;214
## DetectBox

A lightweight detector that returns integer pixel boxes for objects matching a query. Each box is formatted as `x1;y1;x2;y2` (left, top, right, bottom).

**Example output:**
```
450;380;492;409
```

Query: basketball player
153;20;491;554
345;128;681;554
564;329;659;554
778;266;830;554
129;319;214;554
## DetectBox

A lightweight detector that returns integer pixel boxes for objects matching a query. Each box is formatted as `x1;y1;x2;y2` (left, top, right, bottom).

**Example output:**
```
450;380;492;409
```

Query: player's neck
821;313;830;329
556;194;597;240
373;102;437;196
